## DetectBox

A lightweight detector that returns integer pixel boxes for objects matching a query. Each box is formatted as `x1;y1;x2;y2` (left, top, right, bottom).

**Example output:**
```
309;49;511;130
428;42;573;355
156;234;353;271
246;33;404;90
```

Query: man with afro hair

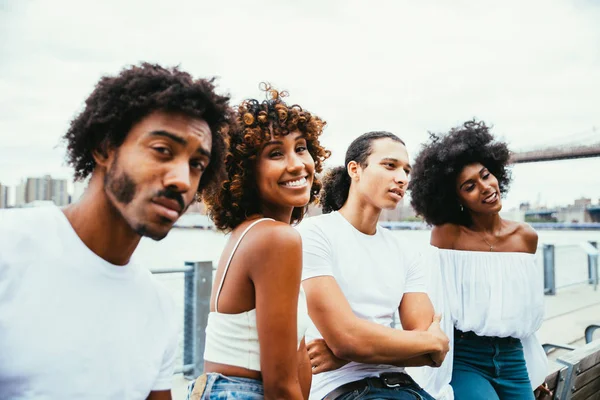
0;63;231;400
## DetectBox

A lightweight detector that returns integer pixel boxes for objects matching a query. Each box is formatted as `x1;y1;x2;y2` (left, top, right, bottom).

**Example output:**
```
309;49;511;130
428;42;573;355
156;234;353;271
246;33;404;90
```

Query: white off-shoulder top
409;247;548;400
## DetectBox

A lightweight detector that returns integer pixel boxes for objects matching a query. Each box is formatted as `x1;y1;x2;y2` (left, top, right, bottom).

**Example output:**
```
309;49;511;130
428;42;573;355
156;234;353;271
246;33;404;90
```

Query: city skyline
1;169;598;213
0;174;75;207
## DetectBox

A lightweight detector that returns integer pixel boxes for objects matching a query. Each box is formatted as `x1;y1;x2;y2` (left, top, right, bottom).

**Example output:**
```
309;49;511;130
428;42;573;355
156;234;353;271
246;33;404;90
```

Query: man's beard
103;155;190;241
105;163;137;206
103;156;161;239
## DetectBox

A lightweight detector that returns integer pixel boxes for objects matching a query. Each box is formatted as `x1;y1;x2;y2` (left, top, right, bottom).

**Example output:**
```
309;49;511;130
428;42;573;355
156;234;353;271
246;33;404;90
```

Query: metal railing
151;261;213;380
543;241;599;295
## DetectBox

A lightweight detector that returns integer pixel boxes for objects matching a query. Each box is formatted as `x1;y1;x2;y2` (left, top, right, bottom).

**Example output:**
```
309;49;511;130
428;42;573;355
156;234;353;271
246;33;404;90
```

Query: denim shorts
186;373;264;399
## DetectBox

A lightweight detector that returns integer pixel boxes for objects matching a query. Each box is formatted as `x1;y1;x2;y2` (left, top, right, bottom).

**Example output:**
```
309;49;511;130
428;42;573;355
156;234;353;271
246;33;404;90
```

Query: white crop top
203;218;310;371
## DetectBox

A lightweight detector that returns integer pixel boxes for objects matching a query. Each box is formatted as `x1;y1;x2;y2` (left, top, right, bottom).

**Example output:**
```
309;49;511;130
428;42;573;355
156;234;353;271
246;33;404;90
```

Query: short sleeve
296;219;334;281
403;246;428;294
151;297;180;391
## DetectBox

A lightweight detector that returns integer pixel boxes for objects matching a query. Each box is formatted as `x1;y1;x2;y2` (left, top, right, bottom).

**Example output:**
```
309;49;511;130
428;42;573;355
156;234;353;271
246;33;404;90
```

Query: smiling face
102;110;212;240
456;162;503;215
352;138;411;210
254;131;315;220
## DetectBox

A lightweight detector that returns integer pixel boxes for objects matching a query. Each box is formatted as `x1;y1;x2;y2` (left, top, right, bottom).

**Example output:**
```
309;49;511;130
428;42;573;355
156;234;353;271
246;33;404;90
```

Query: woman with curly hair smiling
409;120;549;399
186;84;330;400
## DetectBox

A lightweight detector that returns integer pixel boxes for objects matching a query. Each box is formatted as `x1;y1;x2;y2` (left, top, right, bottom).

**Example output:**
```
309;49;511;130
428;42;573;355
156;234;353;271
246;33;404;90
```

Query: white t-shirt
0;206;179;400
297;211;428;400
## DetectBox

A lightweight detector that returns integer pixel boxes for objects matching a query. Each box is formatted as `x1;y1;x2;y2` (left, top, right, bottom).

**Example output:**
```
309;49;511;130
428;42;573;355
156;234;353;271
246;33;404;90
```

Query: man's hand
307;338;349;374
427;314;449;367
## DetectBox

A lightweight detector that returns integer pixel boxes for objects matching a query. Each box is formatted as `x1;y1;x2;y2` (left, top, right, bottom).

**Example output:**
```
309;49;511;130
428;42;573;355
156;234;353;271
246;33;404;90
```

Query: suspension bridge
510;128;600;164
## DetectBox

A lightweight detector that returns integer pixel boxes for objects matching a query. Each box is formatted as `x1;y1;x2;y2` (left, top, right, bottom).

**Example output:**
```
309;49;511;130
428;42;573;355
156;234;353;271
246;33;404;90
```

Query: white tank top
203;218;310;371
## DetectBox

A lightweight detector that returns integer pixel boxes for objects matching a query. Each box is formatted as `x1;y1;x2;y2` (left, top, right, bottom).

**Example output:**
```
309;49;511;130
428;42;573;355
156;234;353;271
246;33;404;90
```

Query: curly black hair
409;119;512;226
320;131;405;213
203;84;330;232
63;62;231;193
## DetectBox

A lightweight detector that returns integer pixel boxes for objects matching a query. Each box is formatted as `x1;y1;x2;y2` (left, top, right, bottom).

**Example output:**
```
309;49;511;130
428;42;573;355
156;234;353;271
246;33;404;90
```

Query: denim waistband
454;329;521;345
205;373;264;394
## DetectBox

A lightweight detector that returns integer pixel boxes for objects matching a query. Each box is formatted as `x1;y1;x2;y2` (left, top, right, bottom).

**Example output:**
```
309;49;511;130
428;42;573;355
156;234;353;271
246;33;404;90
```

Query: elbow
262;380;301;400
328;333;373;362
262;369;302;400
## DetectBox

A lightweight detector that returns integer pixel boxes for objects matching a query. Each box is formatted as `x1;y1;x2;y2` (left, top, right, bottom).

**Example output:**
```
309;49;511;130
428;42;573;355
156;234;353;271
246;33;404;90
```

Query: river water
138;227;599;289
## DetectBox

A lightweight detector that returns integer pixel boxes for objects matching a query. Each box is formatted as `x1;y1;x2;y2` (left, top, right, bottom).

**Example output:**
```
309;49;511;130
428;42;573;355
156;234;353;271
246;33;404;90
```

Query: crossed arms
302;275;449;373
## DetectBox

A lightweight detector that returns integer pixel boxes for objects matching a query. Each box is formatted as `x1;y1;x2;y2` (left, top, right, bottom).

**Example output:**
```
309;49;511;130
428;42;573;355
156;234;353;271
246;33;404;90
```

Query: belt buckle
380;372;404;388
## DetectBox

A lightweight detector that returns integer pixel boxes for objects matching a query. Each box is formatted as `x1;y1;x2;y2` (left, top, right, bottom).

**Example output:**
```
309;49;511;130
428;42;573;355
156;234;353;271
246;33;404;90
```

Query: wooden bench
541;340;600;399
538;361;569;400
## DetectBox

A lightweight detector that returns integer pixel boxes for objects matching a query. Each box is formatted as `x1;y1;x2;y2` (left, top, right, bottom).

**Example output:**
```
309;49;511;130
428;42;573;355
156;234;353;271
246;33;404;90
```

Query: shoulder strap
215;218;275;312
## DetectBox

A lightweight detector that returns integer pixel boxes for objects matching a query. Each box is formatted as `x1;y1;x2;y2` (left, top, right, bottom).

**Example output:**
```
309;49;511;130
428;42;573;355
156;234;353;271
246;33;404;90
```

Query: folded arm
303;276;447;366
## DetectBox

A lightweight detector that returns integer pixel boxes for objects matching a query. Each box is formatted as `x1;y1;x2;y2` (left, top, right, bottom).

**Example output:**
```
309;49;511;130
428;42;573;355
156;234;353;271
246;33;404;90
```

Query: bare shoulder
244;220;301;249
243;221;303;286
430;223;460;249
236;220;302;267
515;221;538;253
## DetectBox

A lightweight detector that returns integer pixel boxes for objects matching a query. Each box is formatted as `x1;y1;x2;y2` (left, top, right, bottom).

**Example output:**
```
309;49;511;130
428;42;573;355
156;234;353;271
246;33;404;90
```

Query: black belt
454;329;521;344
323;372;416;400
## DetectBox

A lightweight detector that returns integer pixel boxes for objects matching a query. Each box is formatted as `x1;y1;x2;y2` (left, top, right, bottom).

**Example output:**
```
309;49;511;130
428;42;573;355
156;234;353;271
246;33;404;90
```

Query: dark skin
63;111;213;399
430;163;538;254
204;132;315;400
303;139;449;374
431;162;549;399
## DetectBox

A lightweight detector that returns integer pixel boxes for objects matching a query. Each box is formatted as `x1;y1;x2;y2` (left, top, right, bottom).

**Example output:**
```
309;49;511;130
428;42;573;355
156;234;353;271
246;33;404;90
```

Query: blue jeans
332;377;435;399
450;330;534;400
187;373;264;399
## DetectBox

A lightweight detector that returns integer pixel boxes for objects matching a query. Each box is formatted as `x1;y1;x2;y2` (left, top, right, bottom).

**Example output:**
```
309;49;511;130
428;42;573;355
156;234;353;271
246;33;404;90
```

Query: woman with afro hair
186;84;330;400
409;120;549;399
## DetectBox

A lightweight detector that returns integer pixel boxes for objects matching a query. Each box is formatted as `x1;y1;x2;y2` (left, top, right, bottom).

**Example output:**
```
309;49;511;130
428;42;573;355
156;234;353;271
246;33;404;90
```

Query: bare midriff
204;361;262;381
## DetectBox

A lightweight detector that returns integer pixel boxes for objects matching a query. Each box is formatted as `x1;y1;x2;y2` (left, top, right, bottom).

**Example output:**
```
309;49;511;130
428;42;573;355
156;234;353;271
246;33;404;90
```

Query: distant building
558;207;589;223
519;202;531;212
50;178;69;206
15;181;26;207
0;183;9;208
22;175;69;206
524;209;558;223
559;198;592;223
574;197;592;208
525;198;597;223
25;175;52;203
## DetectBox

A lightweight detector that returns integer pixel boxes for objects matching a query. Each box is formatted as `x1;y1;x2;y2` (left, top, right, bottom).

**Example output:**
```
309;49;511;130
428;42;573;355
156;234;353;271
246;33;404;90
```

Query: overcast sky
1;0;599;209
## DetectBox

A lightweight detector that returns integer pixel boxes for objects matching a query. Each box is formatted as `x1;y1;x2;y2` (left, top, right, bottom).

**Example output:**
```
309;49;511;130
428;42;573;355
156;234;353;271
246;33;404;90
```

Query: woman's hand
534;383;552;399
306;338;349;374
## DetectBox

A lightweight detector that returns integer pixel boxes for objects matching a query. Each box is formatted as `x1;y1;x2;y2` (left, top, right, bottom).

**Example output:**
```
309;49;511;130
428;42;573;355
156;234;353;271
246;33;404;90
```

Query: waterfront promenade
539;284;600;353
144;225;600;398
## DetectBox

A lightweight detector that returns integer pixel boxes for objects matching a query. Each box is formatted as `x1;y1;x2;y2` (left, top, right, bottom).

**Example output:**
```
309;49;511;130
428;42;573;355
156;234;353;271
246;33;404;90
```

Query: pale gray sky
1;0;599;208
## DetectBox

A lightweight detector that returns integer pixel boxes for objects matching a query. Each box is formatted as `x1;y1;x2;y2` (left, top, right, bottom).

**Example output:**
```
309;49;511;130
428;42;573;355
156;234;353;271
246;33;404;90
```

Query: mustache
155;189;186;213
